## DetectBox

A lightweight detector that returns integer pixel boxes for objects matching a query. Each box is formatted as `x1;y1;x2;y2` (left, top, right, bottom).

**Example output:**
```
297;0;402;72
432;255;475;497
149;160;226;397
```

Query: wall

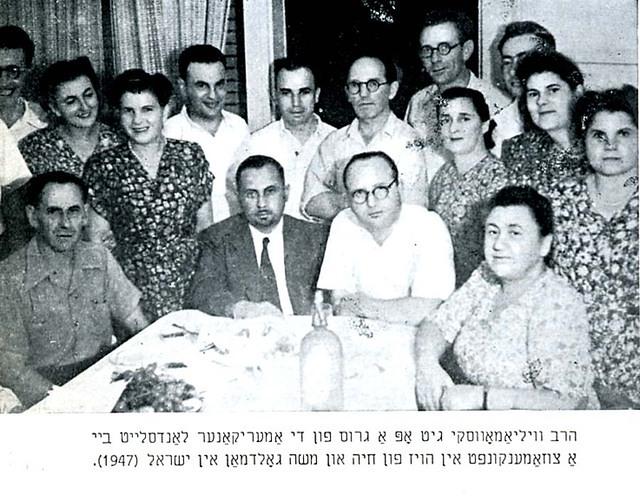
480;0;637;91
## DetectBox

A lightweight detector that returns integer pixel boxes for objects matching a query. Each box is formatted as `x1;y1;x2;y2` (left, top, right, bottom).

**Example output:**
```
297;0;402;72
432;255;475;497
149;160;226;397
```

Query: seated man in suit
188;155;328;318
317;151;455;326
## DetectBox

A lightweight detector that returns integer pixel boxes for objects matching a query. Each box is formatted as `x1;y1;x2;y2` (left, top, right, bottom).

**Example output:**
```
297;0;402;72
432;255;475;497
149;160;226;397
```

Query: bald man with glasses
317;151;455;326
405;10;509;160
301;51;444;223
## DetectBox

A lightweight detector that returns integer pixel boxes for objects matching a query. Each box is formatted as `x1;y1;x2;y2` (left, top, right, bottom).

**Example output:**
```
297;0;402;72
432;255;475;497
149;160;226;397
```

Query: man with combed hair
0;25;47;141
0;172;148;408
247;57;335;220
165;44;250;222
492;21;556;155
301;51;444;223
188;155;328;318
405;10;509;158
317;151;455;326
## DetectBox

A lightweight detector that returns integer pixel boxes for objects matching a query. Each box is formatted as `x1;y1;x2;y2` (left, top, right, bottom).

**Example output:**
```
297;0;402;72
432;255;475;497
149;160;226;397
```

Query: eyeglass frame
345;79;390;95
349;178;398;204
419;41;462;59
0;65;24;80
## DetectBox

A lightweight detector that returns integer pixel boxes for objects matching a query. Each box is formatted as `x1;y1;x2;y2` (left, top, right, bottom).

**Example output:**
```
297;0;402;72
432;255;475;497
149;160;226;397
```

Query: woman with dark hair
83;69;213;321
415;186;598;410
550;87;639;409
502;51;586;196
19;57;122;176
429;87;509;287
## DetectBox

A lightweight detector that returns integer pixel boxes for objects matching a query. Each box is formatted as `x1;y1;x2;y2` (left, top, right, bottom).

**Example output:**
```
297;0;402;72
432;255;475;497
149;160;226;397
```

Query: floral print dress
430;263;599;409
83;139;213;321
550;176;639;406
428;154;509;287
502;130;587;197
19;123;123;176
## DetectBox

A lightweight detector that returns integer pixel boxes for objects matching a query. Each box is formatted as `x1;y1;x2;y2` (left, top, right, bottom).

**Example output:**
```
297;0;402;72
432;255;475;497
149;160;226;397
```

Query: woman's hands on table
415;363;454;410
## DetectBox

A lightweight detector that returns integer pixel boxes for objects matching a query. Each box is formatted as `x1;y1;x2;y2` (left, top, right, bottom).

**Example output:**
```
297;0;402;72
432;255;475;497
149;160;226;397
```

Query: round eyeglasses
345;79;389;95
419;42;462;59
350;179;398;204
0;65;23;80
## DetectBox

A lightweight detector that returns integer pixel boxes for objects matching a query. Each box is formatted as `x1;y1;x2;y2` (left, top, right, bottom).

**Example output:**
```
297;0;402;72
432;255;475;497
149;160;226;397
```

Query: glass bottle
300;293;344;411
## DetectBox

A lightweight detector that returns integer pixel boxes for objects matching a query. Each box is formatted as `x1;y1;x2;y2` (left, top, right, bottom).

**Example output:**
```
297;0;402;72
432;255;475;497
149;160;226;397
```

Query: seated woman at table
414;186;598;410
430;87;509;287
19;57;122;177
502;51;587;196
550;87;639;409
83;69;213;321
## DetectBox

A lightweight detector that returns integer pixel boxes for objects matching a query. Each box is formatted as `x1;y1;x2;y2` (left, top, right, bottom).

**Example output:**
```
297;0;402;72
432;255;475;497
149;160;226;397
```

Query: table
28;310;418;412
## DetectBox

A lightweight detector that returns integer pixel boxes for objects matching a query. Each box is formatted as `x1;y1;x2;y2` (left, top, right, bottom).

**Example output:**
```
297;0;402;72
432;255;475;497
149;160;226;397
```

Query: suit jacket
187;214;329;316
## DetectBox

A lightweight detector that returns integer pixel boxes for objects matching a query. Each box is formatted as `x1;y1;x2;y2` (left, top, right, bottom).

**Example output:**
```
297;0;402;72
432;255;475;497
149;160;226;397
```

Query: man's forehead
239;165;284;188
39;183;85;206
0;47;26;65
501;34;545;57
277;67;315;89
348;57;385;80
186;61;225;81
346;157;394;187
420;22;460;44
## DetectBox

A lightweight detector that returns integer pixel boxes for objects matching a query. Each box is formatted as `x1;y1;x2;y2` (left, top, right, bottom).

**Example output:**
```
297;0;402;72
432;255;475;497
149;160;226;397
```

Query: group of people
0;8;637;412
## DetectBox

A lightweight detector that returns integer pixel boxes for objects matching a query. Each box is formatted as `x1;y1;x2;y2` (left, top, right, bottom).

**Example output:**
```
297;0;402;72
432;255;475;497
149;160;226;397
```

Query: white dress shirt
164;107;250;222
8;99;47;142
247;219;294;315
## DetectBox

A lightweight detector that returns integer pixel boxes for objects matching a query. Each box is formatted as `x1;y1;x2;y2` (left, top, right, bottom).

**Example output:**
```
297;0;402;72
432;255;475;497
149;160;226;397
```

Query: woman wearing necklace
429;87;509;287
83;69;213;321
415;186;598;410
19;57;122;177
502;51;587;197
550;88;639;409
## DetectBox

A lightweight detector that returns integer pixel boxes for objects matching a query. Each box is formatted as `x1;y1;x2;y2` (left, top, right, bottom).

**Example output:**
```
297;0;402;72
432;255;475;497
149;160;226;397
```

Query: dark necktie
260;237;281;309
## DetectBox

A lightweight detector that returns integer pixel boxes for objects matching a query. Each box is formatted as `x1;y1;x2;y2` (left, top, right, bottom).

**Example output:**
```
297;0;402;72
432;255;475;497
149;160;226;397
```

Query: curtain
108;0;231;78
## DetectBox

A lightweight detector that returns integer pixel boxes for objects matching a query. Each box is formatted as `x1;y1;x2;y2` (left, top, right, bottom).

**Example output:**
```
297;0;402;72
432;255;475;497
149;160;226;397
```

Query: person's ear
462;40;474;63
314;87;321;105
388;81;399;100
574;84;585;98
26;205;37;229
284;184;290;202
540;234;553;258
162;105;170;123
178;78;186;97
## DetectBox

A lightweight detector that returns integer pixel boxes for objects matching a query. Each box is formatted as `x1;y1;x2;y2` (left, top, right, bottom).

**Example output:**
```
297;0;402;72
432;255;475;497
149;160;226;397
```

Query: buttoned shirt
317;204;455;300
0;239;142;405
8;99;47;142
301;112;443;216
0;118;30;227
405;73;510;161
247;116;336;220
247;220;294;315
164;107;250;222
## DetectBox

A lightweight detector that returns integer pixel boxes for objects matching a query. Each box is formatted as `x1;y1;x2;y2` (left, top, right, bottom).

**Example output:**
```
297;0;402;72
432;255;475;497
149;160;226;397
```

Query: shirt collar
248;217;285;242
346;111;398;141
277;114;321;137
181;105;227;133
24;238;102;291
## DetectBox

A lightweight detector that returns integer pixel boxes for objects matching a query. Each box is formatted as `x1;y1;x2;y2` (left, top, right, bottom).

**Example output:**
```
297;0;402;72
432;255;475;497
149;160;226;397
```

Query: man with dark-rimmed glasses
405;10;508;162
301;51;444;223
317;150;455;326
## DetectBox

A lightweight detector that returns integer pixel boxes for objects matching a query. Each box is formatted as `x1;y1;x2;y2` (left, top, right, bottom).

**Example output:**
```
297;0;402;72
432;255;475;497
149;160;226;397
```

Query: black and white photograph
0;0;638;497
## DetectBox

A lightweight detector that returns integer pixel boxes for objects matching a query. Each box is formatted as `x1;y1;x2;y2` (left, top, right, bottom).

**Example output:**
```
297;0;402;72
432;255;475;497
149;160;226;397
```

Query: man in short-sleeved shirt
247;57;335;220
0;172;147;407
301;53;444;223
164;44;250;222
317;151;454;325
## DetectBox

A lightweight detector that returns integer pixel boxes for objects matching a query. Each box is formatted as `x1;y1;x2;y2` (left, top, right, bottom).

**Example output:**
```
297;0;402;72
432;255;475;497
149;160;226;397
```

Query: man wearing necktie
188;155;328;318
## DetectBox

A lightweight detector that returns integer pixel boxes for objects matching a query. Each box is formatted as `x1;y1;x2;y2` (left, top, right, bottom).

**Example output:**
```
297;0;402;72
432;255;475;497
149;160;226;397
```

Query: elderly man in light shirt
405;9;509;157
301;51;444;223
317;151;455;326
491;21;556;155
247;56;335;220
164;44;250;222
0;25;47;141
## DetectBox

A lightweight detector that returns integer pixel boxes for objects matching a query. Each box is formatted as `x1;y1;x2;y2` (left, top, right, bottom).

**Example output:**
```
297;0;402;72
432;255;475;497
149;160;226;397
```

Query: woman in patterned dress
19;57;122;176
430;87;509;287
83;69;213;321
415;186;598;411
550;88;639;408
501;51;587;196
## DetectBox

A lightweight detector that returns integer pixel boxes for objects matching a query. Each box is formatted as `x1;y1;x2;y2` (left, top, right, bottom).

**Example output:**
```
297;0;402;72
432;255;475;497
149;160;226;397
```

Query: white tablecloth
28;310;418;413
